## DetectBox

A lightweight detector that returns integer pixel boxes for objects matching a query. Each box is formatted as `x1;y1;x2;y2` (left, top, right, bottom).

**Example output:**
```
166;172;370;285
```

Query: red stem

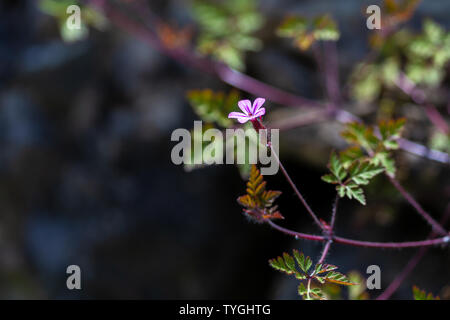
267;220;450;249
376;204;450;300
388;176;447;236
252;119;324;231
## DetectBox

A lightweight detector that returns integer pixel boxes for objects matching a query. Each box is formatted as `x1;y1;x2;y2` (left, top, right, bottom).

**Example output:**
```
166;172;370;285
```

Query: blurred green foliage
429;130;450;154
351;19;450;103
187;89;240;128
39;0;108;42
406;19;450;86
276;14;340;51
185;89;257;178
191;0;264;70
413;286;440;300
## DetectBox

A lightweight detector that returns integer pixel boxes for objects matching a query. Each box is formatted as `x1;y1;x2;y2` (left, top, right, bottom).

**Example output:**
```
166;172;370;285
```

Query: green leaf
309;287;326;300
276;14;339;51
298;283;307;296
380;57;400;88
192;0;264;70
348;161;384;185
350;64;381;103
341;122;379;152
337;183;366;205
283;252;297;273
371;152;396;177
312;15;340;41
378;118;406;143
330;151;347;181
412;286;440;300
304;256;313;274
424;19;444;44
271;249;357;300
324;271;357;286
315;264;338;275
187;89;239;128
321;174;339;184
340;147;364;169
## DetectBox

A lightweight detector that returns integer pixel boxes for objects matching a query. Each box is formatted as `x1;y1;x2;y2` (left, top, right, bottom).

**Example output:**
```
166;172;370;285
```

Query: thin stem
376;204;450;300
253;118;324;231
397;138;449;164
306;278;311;300
315;197;339;267
267;220;325;241
323;41;341;110
376;246;427;300
269;144;324;231
332;235;448;249
388;176;447;236
318;240;333;265
266;220;450;249
329;195;339;231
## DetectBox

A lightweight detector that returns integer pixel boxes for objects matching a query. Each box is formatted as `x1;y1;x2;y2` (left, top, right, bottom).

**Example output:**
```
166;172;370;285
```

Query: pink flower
228;98;266;124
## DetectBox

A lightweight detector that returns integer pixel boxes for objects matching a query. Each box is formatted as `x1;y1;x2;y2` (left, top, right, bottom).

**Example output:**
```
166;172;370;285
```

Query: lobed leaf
237;165;283;221
412;286;440;300
324;271;357;286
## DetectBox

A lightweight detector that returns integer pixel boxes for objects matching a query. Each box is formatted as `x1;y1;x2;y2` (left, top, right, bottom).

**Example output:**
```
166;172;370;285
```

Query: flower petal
253;107;265;117
228;111;247;119
228;112;250;123
252;98;265;113
236;116;250;123
238;99;252;115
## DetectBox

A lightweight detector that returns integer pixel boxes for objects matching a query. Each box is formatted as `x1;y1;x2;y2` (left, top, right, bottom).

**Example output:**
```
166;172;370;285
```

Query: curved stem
329;195;339;231
318;240;333;265
266;220;450;249
332;235;448;248
376;204;450;300
388;176;447;236
270;145;324;231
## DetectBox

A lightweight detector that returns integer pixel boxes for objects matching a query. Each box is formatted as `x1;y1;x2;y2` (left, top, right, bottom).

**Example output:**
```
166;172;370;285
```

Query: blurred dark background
0;0;448;299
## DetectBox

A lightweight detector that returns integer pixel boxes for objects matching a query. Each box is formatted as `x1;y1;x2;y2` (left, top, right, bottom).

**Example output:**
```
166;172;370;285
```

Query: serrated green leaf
283;252;297;273
348;161;384;185
298;283;307;295
371;152;396;177
337;183;366;205
340;147;364;169
329;151;347;182
412;286;440;300
321;174;339;184
325;271;357;286
309;287;326;300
